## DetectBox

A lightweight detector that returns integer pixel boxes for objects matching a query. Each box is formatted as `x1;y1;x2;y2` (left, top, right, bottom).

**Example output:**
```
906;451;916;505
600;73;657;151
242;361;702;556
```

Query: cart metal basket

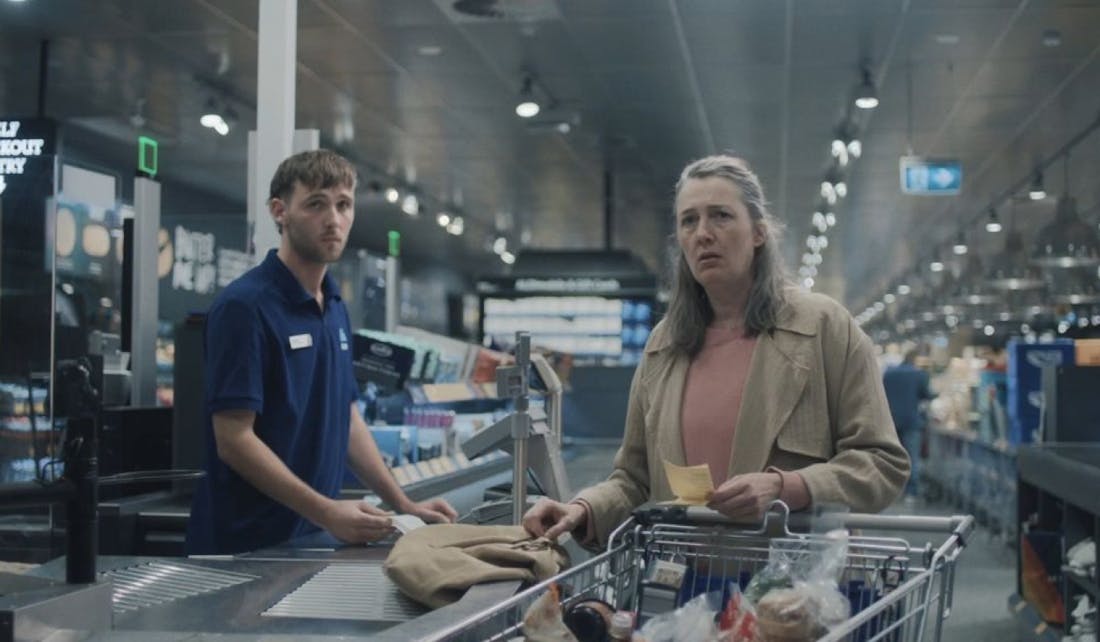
427;502;974;642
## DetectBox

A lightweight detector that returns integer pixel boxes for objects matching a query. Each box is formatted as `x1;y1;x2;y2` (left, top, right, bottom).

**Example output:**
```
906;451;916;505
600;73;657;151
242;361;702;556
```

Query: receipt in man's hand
391;514;427;534
662;460;715;505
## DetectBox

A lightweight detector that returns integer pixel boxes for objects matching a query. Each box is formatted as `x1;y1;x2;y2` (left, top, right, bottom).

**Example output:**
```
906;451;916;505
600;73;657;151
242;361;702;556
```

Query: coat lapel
727;322;816;478
655;354;689;468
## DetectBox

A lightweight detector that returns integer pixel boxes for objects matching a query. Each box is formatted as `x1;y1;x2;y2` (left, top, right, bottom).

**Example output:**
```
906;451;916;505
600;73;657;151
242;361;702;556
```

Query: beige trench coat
574;289;910;546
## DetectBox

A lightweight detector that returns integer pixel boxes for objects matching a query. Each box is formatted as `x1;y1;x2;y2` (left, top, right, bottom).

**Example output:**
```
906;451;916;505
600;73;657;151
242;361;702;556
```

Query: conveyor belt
103;560;258;613
262;562;426;622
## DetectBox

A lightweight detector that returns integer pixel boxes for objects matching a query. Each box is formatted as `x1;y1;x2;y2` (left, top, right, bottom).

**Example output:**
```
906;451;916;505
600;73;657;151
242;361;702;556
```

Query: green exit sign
387;230;400;257
138;136;158;178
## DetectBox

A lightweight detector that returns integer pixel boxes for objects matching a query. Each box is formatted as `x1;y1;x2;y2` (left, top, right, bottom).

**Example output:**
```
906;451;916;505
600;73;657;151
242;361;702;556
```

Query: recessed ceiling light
934;34;960;45
417;45;443;56
1042;29;1062;48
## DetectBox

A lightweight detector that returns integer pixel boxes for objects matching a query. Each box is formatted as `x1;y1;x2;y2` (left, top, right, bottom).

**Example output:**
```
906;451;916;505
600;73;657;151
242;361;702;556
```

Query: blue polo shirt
186;249;357;555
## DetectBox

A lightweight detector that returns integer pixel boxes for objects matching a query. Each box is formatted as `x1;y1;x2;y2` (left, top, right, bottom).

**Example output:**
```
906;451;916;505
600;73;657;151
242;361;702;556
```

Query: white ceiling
2;0;1099;310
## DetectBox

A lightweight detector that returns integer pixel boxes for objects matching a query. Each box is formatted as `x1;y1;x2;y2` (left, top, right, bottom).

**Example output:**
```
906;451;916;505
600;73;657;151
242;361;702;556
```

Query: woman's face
675;176;764;292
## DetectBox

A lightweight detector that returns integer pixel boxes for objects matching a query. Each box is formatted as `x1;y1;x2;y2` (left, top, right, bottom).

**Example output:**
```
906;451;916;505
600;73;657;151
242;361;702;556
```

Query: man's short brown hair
268;149;357;204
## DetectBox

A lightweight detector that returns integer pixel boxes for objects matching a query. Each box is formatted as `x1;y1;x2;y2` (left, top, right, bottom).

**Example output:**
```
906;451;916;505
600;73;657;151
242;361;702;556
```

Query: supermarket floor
560;444;1021;642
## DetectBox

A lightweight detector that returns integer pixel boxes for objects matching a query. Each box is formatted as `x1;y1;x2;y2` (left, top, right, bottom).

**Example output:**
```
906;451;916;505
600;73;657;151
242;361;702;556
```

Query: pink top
680;326;810;509
681;326;757;484
571;325;810;544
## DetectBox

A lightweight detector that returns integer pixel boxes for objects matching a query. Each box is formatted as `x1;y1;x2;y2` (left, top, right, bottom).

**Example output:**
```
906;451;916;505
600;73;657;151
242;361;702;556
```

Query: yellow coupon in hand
662;460;715;505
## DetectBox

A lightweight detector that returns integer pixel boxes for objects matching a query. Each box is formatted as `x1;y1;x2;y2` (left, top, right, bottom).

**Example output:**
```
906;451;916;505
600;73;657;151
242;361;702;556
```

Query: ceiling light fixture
985;207;1002;233
831;124;862;164
436;212;451;227
929;250;945;272
1048;269;1100;305
500;250;516;265
1028;171;1046;200
952;231;968;255
988;230;1043;290
853;67;879;110
515;75;540;119
1031;195;1100;267
446;216;464;236
385;187;400;204
199;97;229;135
492;236;508;255
897;284;911;295
401;193;419;216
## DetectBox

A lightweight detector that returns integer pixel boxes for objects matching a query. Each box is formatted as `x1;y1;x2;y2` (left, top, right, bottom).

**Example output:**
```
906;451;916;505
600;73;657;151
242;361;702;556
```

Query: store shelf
1008;594;1064;642
1018;447;1100;518
1063;567;1100;600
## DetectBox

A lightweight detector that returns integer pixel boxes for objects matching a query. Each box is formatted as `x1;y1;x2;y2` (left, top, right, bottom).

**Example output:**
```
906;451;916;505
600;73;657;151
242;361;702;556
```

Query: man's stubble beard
286;221;345;265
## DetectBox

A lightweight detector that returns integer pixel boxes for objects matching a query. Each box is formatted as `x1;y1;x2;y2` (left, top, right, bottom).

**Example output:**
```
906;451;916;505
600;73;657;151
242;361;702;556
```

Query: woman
524;155;909;547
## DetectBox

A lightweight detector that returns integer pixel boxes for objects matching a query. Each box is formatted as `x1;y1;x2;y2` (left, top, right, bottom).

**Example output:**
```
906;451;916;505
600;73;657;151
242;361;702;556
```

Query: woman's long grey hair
665;155;791;356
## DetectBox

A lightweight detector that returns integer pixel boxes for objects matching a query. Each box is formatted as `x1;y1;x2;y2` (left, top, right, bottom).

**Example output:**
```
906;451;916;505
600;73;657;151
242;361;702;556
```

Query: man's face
272;181;356;264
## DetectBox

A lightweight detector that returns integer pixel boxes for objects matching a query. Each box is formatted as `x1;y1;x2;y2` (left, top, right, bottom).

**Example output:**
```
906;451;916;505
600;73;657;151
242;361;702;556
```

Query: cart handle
632;501;975;542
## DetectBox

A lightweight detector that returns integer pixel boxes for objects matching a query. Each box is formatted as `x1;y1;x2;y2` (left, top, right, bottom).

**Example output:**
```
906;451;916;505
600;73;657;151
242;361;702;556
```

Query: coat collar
642;288;821;482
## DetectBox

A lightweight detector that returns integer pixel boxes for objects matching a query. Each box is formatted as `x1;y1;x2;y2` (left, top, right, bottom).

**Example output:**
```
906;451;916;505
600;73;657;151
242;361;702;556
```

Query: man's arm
213;409;393;543
346;403;457;523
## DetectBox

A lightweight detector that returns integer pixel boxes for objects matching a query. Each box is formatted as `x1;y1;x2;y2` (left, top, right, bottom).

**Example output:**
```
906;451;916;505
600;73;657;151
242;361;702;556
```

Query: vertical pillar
130;177;160;406
250;0;297;257
384;256;399;332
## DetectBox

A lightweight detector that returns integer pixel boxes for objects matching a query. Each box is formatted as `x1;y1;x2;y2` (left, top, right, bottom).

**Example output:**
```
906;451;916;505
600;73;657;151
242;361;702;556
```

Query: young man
187;150;456;554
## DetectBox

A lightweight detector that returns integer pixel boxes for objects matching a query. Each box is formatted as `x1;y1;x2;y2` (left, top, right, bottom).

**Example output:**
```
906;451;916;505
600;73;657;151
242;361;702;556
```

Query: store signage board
899;156;961;195
0;117;56;195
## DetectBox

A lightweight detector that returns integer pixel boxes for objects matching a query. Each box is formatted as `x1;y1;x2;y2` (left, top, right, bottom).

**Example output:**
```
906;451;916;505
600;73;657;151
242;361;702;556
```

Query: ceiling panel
4;0;1100;307
903;8;1021;62
565;17;680;69
678;4;787;66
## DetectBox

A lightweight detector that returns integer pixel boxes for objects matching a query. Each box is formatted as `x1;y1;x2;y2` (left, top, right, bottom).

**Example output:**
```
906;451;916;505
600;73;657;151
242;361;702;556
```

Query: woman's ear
752;222;766;248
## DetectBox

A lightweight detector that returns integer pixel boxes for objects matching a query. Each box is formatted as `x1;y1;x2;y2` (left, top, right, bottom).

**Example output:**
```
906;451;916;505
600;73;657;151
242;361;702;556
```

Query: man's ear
269;198;286;228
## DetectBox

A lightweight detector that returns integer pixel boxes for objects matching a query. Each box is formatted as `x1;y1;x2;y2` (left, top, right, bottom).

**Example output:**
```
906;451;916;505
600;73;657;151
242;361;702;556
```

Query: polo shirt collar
262;249;343;306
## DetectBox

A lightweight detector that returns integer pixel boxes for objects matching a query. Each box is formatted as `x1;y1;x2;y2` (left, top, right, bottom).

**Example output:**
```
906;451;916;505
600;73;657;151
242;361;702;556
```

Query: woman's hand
522;498;587;541
706;472;783;520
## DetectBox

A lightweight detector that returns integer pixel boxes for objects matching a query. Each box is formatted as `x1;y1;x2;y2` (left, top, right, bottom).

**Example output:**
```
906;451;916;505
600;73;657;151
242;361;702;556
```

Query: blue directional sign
899;156;962;195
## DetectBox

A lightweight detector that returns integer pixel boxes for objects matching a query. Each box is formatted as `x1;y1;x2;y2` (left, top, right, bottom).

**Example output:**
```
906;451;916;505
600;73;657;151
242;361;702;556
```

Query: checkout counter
21;509;527;641
1;333;572;640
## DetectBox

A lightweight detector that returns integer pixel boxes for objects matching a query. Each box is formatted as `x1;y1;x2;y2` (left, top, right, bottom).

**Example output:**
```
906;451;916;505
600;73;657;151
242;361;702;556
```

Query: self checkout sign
0;118;56;196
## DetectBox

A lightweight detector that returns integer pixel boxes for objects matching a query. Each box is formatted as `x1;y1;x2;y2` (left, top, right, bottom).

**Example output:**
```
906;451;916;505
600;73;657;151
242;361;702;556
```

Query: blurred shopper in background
524;154;909;547
882;349;934;502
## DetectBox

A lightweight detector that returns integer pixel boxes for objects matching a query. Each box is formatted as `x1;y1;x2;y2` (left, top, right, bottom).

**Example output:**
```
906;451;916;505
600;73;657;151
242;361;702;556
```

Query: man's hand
706;472;783;521
522;498;587;541
402;497;458;524
319;499;395;544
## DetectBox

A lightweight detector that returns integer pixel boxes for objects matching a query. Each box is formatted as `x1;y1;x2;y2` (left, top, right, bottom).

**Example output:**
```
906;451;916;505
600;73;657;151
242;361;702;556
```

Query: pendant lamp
1031;195;1100;268
951;254;1000;305
988;212;1043;290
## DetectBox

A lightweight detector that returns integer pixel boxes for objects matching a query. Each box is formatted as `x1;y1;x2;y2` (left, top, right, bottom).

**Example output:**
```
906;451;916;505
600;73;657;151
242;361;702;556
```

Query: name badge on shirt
289;333;313;350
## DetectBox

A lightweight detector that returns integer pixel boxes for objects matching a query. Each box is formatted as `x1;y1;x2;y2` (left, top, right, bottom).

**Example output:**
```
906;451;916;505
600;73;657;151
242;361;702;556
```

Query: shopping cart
426;502;973;642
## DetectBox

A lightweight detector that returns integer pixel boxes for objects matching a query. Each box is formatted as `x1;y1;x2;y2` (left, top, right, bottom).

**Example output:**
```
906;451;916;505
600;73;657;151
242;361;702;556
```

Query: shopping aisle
560;444;1021;641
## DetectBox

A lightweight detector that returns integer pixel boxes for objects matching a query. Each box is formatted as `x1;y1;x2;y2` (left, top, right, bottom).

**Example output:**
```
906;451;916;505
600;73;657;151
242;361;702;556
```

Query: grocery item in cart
522;583;578;642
